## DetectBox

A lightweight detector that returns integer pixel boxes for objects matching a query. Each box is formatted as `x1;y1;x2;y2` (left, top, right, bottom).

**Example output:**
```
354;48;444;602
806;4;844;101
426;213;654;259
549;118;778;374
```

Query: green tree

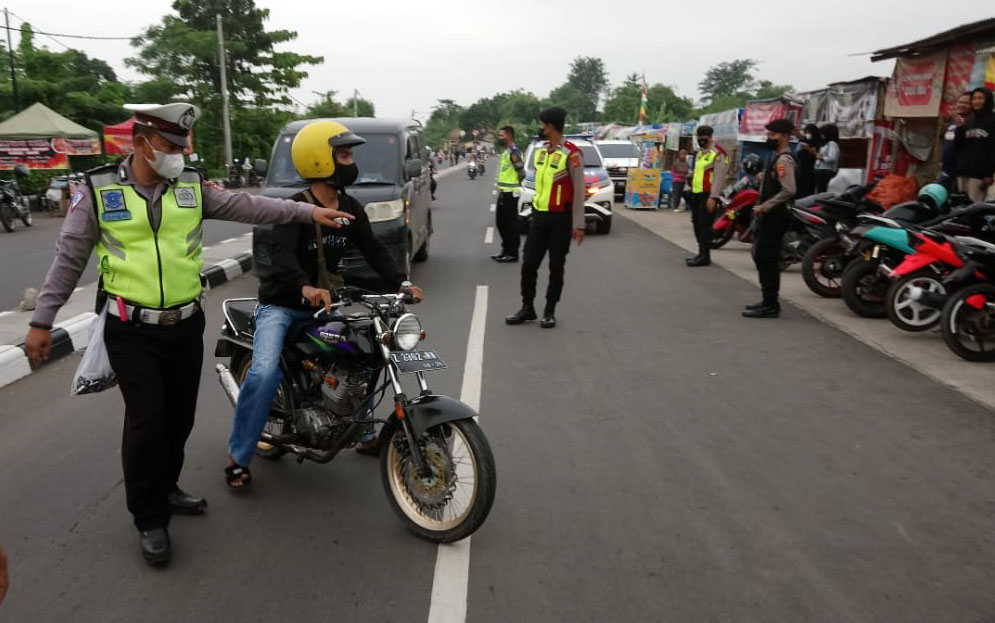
128;0;323;173
546;56;609;122
343;95;375;117
698;59;758;104
603;74;694;124
755;80;795;100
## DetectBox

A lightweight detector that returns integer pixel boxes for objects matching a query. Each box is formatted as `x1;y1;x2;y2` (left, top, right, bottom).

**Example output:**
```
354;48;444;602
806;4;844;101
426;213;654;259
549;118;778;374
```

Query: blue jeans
228;304;313;468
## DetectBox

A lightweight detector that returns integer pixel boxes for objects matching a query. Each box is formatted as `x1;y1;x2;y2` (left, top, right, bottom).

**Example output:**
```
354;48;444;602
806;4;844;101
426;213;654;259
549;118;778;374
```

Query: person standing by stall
744;119;797;319
796;124;821;198
814;123;840;193
955;87;995;202
940;93;973;192
670;149;690;211
686;125;728;267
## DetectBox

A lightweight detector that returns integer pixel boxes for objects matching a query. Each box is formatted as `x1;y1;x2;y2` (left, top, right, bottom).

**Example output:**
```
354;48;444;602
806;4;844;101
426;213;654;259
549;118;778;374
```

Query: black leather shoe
686;256;711;267
168;488;207;515
490;254;519;263
540;315;556;329
139;527;171;565
505;307;537;325
742;303;780;318
744;301;766;311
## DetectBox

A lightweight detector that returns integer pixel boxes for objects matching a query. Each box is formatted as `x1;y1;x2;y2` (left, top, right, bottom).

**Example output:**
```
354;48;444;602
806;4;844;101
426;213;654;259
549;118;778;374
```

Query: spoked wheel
802;238;847;298
1;204;15;232
841;258;887;318
18;198;32;227
941;284;995;362
233;354;290;459
381;419;496;543
886;270;946;332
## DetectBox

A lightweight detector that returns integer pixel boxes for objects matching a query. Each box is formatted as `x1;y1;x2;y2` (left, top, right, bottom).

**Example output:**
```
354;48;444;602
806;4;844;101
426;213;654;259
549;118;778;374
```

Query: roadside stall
0;102;100;170
696;108;741;187
870;18;995;189
738;96;803;179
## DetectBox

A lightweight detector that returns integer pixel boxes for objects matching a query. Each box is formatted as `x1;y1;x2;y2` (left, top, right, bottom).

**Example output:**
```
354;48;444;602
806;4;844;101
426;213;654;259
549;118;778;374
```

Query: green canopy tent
0;102;100;172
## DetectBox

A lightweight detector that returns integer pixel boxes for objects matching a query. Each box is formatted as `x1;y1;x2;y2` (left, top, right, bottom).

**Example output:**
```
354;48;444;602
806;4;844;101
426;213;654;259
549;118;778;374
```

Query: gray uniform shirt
32;157;317;327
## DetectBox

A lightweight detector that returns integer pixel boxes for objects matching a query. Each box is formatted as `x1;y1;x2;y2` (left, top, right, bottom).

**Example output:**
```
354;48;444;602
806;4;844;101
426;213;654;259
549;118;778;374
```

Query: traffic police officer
505;107;585;329
686;125;728;267
744;118;797;318
491;125;526;262
23;102;353;565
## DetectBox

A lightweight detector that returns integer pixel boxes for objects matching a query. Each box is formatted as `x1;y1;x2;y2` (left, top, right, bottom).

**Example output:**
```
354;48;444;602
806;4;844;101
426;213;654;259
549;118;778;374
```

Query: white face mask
143;138;185;179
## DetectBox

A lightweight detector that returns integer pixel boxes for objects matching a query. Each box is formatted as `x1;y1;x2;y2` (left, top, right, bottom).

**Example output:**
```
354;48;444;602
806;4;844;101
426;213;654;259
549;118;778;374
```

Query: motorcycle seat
223;299;257;336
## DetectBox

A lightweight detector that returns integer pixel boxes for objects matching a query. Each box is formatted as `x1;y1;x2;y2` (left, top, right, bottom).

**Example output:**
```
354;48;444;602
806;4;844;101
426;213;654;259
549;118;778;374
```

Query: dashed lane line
484;227;494;244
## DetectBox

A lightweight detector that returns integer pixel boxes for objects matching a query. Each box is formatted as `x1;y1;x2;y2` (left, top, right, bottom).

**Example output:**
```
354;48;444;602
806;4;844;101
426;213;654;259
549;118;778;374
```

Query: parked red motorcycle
710;154;763;249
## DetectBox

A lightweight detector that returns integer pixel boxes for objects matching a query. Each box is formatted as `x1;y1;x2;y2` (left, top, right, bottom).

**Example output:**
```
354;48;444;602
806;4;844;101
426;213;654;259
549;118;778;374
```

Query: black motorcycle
224;164;244;189
214;287;496;543
0;164;33;232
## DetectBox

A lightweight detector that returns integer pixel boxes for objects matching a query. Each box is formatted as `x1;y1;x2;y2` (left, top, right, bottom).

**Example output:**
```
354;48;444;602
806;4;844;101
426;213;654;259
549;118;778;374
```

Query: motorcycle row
710;163;995;362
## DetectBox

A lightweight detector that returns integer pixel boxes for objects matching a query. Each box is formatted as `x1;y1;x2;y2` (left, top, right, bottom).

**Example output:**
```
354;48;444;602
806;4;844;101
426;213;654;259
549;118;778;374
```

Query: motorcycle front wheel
841;258;887;318
0;204;14;232
709;224;734;249
886;270;946;332
381;418;496;543
941;284;995;362
801;238;848;298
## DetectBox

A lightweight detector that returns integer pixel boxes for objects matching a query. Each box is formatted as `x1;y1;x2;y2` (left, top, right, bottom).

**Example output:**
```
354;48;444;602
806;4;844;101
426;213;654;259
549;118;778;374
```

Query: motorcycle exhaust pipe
216;363;240;407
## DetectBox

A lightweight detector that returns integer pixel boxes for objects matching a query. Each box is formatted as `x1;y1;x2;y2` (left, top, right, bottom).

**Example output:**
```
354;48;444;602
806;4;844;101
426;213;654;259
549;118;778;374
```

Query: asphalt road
1;167;994;622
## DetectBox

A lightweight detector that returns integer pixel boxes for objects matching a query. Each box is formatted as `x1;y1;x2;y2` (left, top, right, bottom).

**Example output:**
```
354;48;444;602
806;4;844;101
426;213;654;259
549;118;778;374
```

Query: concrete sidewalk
616;205;995;412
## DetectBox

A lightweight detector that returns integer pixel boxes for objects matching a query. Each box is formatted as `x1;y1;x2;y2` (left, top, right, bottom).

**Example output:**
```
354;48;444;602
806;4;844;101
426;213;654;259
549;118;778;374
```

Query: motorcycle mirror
253;159;268;174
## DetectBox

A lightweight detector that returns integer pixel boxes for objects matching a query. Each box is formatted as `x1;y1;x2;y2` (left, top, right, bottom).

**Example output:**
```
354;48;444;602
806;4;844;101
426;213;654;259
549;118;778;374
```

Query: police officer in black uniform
24;103;352;564
744;118;797;318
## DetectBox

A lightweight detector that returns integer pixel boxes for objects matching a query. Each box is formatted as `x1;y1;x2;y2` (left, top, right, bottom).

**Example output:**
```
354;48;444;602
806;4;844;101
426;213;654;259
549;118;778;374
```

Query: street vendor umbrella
0;102;98;140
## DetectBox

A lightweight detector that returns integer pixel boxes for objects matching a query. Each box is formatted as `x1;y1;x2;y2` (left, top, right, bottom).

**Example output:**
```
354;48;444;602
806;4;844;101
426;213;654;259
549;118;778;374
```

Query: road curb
0;252;255;392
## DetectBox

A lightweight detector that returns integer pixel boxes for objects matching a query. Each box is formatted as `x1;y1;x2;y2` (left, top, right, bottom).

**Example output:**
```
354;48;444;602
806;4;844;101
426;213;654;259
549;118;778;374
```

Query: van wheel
413;215;430;263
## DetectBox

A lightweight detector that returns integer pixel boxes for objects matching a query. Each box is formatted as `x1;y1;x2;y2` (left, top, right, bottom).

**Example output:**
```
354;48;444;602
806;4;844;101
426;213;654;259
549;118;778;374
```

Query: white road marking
202;246;212;252
426;285;487;623
484;227;494;244
491;189;497;196
489;203;495;212
242;232;252;237
0;311;13;318
73;287;84;293
220;237;238;244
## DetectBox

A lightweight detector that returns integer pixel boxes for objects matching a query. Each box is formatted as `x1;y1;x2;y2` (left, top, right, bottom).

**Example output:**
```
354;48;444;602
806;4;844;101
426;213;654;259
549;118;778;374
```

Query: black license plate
390;349;448;374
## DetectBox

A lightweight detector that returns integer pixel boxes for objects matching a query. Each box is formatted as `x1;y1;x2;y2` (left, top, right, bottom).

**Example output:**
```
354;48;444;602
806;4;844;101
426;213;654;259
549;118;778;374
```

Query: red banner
739;99;802;140
885;50;947;117
942;44;975;117
54;137;101;156
0;139;68;169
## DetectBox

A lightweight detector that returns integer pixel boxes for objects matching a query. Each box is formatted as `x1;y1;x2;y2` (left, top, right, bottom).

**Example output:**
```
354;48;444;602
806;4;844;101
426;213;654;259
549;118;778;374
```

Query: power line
4;15;133;41
7;13;70;51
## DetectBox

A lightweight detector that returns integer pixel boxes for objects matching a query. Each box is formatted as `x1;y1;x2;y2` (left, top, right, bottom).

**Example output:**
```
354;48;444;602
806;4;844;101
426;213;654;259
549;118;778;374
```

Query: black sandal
224;463;252;490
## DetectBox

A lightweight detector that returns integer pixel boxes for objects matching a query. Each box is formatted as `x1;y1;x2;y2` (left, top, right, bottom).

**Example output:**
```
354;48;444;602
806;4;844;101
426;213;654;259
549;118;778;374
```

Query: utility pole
216;13;233;169
4;8;19;112
353;89;358;117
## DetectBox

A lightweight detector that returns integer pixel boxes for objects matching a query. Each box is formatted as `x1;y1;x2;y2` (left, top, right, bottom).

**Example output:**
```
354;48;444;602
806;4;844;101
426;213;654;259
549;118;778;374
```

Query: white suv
516;138;614;235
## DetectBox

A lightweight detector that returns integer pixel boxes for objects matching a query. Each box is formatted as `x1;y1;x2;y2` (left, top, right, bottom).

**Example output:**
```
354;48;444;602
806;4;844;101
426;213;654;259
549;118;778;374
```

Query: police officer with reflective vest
23;103;353;565
744;118;797;318
686;125;728;267
506;107;585;329
491;125;526;262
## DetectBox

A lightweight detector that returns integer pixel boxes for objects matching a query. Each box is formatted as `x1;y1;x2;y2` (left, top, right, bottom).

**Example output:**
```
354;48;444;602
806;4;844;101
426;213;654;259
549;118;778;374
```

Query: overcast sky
4;0;994;122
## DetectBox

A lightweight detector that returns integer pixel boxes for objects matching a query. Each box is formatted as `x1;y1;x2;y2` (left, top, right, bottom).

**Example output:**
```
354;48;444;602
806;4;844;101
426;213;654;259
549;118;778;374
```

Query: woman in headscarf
955;87;995;202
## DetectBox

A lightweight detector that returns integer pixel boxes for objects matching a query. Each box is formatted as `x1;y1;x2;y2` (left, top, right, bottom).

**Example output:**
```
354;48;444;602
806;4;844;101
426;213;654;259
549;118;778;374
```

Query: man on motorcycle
225;120;424;489
744;118;797;319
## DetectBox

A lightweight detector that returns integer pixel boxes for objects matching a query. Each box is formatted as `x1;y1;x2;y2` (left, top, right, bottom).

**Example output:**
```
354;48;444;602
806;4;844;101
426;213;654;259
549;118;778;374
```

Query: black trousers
495;191;520;256
690;192;714;259
753;207;790;305
814;169;836;193
103;309;206;530
521;211;573;310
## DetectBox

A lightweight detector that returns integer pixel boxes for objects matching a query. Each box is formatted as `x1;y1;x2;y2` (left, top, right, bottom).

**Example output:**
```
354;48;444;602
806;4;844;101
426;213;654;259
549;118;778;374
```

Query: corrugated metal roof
871;17;995;61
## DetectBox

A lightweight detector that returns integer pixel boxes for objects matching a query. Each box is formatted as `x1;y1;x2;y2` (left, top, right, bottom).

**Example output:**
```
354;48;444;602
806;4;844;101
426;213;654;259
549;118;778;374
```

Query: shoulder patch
69;190;84;212
569;152;582;168
777;161;787;178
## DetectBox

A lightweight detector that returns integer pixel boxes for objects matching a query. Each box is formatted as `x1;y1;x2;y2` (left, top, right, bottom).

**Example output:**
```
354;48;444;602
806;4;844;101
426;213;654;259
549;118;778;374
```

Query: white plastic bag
70;310;117;396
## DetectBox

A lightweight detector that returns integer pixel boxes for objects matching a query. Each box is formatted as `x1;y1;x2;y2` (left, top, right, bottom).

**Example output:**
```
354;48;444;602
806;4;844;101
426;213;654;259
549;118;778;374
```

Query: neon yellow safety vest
91;167;204;309
497;147;521;191
532;141;578;213
691;146;726;194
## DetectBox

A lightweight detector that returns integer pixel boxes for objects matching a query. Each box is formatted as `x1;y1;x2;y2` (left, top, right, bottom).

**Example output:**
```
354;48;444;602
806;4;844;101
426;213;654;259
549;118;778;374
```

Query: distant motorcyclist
225;120;424;489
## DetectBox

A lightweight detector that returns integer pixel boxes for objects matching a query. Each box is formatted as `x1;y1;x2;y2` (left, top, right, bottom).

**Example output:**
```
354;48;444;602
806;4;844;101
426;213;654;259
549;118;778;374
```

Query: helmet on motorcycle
742;153;762;175
917;183;948;210
291;120;366;180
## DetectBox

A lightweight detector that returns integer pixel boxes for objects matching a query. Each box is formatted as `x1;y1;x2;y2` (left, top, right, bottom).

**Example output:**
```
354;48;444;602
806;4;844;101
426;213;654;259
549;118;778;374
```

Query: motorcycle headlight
365;199;405;223
392;313;422;351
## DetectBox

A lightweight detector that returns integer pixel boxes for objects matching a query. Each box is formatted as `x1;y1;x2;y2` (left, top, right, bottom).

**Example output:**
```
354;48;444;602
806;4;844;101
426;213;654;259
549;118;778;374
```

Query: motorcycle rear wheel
941;284;995;362
0;205;14;232
841;258;887;318
801;238;848;298
381;418;496;543
709;225;734;249
886;270;946;332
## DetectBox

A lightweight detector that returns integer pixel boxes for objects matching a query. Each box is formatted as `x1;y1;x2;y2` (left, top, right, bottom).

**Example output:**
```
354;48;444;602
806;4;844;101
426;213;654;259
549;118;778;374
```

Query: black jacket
955;88;995;180
257;190;405;309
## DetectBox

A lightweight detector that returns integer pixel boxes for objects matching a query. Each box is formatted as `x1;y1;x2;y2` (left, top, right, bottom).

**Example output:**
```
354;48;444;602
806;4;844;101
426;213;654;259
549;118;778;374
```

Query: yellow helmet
291;120;366;180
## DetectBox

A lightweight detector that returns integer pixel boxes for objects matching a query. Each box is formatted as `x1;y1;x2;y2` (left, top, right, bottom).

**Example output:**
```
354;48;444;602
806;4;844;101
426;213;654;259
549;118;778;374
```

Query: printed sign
0;139;69;169
884;50;947;117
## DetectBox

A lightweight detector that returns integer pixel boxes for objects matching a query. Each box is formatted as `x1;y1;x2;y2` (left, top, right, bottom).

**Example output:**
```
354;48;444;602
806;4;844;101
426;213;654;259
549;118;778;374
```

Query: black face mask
537;128;547;141
765;138;780;150
328;162;359;189
697;138;709;148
